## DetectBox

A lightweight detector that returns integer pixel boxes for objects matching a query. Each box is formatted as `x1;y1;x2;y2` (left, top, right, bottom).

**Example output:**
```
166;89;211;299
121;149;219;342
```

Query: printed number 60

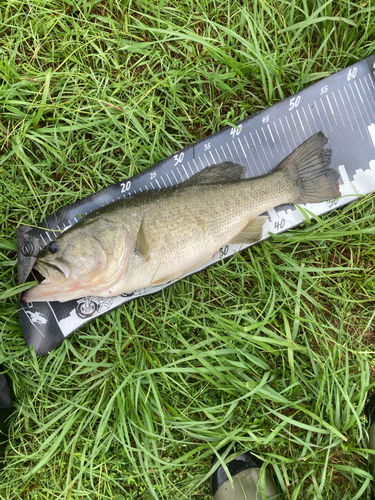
347;67;357;81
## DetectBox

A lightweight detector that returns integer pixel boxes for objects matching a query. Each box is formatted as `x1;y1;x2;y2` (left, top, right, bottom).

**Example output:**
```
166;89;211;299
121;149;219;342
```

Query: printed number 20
121;181;131;193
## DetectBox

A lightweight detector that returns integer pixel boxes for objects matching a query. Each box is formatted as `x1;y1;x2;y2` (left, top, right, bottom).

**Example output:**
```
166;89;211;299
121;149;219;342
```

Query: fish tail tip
278;131;341;204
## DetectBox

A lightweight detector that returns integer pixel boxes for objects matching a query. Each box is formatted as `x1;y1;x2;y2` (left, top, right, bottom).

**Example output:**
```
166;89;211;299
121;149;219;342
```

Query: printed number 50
289;96;301;111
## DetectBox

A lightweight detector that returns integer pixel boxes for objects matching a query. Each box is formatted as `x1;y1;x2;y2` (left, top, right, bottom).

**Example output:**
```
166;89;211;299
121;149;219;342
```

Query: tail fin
277;132;341;203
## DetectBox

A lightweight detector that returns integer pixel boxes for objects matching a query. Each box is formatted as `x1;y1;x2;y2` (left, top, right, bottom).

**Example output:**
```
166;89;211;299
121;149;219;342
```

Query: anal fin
151;272;183;287
151;252;216;287
229;216;268;244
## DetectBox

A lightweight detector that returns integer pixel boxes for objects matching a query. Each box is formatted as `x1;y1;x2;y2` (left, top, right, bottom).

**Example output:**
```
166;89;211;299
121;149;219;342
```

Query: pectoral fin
135;218;150;260
229;216;268;244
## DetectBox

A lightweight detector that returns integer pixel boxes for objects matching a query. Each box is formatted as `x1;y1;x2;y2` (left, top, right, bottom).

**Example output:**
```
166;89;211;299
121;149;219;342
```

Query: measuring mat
17;54;375;355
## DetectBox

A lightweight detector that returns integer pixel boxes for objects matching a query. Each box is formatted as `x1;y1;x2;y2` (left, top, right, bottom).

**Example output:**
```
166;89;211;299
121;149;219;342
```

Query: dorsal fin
183;162;246;186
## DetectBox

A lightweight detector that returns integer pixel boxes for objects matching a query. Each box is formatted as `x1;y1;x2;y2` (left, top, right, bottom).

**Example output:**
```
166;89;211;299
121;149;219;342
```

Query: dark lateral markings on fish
17;54;375;355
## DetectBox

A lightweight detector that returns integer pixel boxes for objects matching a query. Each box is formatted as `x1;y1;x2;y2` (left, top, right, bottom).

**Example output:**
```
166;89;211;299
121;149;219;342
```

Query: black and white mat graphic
17;55;375;355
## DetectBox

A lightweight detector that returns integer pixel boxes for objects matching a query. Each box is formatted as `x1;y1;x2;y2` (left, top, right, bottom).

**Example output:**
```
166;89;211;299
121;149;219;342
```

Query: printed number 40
230;124;242;137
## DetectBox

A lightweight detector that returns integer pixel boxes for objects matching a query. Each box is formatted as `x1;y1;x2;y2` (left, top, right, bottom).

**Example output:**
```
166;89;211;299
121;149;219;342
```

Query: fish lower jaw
21;284;62;303
21;279;87;303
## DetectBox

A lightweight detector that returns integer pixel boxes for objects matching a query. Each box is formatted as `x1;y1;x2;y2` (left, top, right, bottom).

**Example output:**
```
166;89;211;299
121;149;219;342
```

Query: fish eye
48;242;60;254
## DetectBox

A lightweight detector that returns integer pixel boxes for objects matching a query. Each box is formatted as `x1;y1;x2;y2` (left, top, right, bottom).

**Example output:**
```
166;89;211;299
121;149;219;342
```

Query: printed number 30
174;152;184;166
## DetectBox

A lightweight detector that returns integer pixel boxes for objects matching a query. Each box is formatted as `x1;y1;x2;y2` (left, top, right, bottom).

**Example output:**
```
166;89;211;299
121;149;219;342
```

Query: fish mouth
21;260;72;303
34;259;70;283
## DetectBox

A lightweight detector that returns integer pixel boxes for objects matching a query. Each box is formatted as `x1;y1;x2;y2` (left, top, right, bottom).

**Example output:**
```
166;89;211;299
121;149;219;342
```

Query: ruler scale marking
355;79;372;125
278;118;292;152
331;90;345;127
295;109;307;139
308;105;319;133
273;122;285;153
220;146;228;161
320;97;334;131
284;116;297;148
249;132;266;173
344;86;363;138
186;161;195;175
255;130;271;168
313;100;328;136
177;167;185;181
290;113;303;143
237;138;251;167
267;124;278;153
326;95;338;125
214;149;222;162
349;82;370;141
361;76;375;121
338;88;354;132
243;136;261;175
261;127;275;157
368;71;375;90
301;107;314;136
227;143;236;162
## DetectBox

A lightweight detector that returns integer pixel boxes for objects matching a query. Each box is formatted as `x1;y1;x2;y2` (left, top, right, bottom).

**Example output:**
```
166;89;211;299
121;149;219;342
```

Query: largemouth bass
22;132;341;303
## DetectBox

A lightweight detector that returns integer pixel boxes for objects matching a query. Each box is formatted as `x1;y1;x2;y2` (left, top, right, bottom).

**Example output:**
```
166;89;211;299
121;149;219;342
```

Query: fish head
36;229;107;283
22;217;132;303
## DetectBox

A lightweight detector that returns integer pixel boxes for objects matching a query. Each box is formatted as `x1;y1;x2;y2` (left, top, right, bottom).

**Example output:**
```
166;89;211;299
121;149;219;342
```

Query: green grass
1;0;375;498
